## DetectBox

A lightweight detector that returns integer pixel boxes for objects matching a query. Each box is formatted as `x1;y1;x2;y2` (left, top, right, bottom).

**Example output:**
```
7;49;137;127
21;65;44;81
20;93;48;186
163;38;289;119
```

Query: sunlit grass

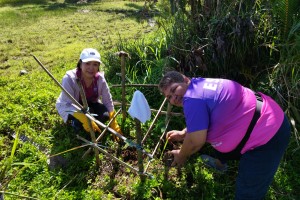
0;0;299;199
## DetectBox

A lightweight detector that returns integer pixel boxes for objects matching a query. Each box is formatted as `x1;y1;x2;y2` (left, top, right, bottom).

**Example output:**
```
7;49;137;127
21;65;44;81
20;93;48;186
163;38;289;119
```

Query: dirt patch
120;146;147;165
162;152;174;167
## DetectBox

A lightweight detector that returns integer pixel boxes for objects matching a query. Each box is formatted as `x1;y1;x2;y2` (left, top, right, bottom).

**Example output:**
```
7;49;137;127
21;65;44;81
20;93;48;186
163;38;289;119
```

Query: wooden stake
82;108;122;158
141;97;167;144
77;135;150;177
115;51;129;121
134;118;145;182
76;79;101;167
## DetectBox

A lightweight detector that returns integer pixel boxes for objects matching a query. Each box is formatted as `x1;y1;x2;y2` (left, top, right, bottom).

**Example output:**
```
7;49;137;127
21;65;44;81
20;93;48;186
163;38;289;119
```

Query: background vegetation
0;0;299;199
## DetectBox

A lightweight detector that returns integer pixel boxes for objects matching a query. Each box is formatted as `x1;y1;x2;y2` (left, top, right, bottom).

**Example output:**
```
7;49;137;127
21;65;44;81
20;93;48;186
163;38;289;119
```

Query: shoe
200;154;228;173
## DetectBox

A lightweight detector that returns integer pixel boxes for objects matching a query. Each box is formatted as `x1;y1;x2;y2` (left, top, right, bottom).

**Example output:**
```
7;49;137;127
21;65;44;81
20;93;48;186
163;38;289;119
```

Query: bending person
158;70;291;199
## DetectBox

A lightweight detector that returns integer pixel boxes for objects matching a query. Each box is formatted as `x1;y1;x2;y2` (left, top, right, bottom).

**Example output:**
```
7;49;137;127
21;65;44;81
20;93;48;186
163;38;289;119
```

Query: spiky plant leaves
270;0;300;40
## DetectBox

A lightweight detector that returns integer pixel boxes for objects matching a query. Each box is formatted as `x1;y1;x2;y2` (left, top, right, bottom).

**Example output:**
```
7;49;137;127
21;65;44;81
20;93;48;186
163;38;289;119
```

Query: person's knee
235;172;272;200
101;111;109;122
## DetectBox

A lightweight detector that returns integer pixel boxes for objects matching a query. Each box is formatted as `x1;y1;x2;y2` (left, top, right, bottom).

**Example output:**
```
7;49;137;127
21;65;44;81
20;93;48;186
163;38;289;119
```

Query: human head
158;71;185;93
77;48;102;70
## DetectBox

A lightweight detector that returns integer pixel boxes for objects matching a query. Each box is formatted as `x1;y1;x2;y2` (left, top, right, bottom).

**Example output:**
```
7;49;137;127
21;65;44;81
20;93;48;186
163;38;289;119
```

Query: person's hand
166;129;186;142
109;110;123;142
109;110;123;134
169;149;186;167
73;112;101;133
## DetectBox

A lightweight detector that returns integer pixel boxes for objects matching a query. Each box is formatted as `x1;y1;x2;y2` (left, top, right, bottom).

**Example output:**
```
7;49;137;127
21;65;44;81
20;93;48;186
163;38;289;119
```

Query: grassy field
0;0;299;199
0;1;163;199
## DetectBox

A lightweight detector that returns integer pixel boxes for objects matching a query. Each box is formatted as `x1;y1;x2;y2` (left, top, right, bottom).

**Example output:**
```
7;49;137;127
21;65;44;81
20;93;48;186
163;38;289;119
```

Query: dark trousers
87;102;109;122
68;102;109;129
235;114;291;199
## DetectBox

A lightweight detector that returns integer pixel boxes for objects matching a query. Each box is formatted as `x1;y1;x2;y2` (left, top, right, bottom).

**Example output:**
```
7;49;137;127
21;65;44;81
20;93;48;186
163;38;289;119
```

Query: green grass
0;1;162;199
0;0;299;199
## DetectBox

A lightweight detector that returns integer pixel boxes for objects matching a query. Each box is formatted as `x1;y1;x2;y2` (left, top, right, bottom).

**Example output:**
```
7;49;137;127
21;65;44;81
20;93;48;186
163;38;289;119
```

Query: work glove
109;110;123;141
73;112;101;133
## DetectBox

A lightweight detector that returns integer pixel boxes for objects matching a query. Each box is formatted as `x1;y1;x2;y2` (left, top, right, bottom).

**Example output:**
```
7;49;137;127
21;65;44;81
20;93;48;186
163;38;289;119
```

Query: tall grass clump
266;0;300;141
156;0;281;84
155;0;300;141
105;32;169;109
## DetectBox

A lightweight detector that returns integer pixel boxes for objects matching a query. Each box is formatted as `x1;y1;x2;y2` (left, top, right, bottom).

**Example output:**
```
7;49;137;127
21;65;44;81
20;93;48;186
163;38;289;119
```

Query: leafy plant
0;0;299;199
270;0;300;40
0;131;35;198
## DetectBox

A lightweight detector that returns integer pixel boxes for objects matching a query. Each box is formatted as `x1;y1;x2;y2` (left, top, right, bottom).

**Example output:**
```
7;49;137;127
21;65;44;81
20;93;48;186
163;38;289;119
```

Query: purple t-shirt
184;78;284;154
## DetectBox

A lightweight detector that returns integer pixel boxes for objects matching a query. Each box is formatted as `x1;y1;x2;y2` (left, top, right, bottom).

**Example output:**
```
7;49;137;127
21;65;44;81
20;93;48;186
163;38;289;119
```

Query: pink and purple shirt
184;78;284;154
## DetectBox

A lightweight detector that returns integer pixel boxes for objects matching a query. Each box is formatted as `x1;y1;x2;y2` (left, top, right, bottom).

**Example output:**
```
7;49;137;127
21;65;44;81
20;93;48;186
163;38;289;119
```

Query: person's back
158;71;291;199
184;77;284;153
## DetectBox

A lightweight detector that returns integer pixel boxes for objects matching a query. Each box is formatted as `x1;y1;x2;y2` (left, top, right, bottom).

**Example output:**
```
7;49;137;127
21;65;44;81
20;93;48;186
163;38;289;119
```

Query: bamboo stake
77;135;151;177
96;108;122;142
150;109;182;116
113;102;182;117
141;97;168;144
75;78;101;166
72;104;153;159
31;54;82;109
166;102;173;123
134;118;145;182
82;108;121;158
115;51;129;120
111;84;158;88
144;118;171;173
144;102;173;173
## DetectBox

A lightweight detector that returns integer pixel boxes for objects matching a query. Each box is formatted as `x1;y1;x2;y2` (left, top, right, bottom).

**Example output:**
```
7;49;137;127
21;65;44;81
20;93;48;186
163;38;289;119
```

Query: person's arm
99;76;114;112
180;129;206;157
56;72;78;122
171;129;207;166
98;75;123;135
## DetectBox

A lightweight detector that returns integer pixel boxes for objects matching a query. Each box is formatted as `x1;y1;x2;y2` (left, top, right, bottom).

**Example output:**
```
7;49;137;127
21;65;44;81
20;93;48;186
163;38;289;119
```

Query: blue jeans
235;114;291;200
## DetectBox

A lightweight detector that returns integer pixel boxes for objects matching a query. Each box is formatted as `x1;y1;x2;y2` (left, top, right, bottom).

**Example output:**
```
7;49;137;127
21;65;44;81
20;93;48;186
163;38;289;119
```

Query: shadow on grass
1;0;158;28
49;121;127;196
0;0;48;7
49;122;95;190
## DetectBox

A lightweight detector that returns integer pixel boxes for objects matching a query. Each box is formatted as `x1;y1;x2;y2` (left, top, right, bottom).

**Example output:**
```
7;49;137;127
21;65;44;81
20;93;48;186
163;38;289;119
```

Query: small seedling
159;139;169;160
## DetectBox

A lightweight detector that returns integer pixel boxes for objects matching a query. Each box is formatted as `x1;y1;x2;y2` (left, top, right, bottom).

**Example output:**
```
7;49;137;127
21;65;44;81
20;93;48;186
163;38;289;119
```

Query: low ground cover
0;0;299;199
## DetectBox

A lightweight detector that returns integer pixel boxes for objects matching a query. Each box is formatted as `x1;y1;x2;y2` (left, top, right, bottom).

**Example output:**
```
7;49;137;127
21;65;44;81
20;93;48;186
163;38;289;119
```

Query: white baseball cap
80;48;102;63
